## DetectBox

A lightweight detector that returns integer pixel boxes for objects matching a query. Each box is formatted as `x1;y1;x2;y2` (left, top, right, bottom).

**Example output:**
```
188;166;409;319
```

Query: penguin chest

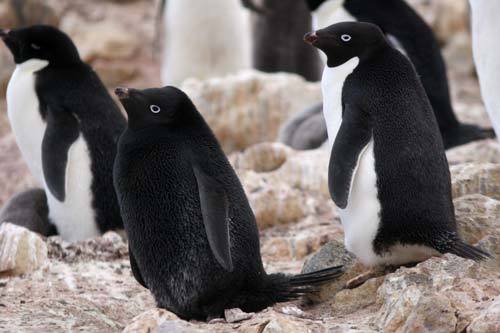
338;140;382;266
6;60;49;184
321;57;359;148
7;60;98;241
45;135;99;242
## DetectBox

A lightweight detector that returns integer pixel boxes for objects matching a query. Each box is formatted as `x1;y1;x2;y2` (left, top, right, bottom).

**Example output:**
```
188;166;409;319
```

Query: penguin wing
328;103;372;209
193;164;234;272
41;105;80;202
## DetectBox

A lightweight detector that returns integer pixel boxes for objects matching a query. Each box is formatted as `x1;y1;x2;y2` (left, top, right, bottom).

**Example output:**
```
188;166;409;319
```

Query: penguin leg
128;245;148;289
0;188;58;237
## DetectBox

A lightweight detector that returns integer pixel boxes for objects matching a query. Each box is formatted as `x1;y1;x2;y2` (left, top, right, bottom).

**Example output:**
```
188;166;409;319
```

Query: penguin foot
442;123;496;149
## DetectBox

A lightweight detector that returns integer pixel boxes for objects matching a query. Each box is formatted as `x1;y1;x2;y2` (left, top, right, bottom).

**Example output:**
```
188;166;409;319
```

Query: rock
182;71;321;153
0;0;61;28
61;16;139;63
467;297;500;333
406;0;469;43
123;309;178;333
0;223;47;276
301;240;365;303
442;32;475;76
451;164;500;200
262;317;310;333
0;47;14;98
158;321;210;333
224;308;254;323
375;255;500;333
234;143;291;173
447;141;500;165
454;194;500;245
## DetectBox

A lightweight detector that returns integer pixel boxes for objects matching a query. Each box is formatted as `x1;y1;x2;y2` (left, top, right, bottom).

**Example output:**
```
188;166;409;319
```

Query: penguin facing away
294;0;495;150
0;188;56;236
469;0;500;142
113;86;343;320
160;0;251;86
0;26;125;241
304;22;490;266
243;0;322;82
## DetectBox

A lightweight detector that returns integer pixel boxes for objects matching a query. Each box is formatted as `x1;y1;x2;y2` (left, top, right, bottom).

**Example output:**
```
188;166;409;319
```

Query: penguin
0;188;56;236
304;22;490;267
287;0;495;150
160;0;252;86
243;0;322;82
113;85;343;320
278;102;327;150
0;25;126;241
469;0;500;141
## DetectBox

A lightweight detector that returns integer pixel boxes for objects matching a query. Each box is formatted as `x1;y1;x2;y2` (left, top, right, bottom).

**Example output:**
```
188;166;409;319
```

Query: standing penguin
113;86;343;320
160;0;252;86
469;0;500;141
282;0;494;150
304;22;490;267
243;0;322;82
1;26;125;241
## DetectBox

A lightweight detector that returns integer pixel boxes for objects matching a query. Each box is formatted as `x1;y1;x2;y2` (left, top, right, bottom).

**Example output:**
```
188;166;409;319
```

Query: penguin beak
304;31;318;45
115;87;130;100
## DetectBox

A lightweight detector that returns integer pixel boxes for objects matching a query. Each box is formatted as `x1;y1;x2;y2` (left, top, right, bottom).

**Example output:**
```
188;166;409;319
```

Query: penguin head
115;86;201;130
0;25;80;66
304;22;387;67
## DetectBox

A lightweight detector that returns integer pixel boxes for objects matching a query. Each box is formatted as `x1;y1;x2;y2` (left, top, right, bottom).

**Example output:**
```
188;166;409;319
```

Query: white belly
321;57;360;148
470;0;500;141
338;140;382;266
46;136;98;242
7;60;99;241
162;0;251;85
7;60;49;184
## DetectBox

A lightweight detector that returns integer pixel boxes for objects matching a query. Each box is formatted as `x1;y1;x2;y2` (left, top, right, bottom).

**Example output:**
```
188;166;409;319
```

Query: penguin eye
31;43;41;50
150;105;161;114
341;34;352;42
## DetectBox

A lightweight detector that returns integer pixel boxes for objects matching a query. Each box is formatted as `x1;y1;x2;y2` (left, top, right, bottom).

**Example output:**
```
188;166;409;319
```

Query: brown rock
182;71;321;153
451;164;500;200
467;297;500;333
454;194;500;244
224;308;254;323
0;222;47;276
123;309;179;333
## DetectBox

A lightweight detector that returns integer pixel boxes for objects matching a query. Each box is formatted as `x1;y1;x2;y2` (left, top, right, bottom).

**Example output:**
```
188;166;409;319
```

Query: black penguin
243;0;322;82
0;188;56;236
1;25;125;241
304;22;490;266
113;86;343;320
293;0;495;150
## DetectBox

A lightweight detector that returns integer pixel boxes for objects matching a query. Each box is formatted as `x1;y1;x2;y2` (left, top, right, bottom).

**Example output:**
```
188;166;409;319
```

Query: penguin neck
321;56;360;148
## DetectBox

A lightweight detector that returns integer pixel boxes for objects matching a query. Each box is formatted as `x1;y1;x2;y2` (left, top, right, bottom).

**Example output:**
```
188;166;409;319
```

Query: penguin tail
235;266;343;312
448;240;492;261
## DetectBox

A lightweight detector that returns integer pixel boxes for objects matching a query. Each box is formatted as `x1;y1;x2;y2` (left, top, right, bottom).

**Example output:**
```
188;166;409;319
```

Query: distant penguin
244;0;322;81
469;0;500;141
161;0;252;85
0;188;56;236
287;0;494;150
278;102;326;150
113;85;343;320
305;22;490;266
0;26;125;241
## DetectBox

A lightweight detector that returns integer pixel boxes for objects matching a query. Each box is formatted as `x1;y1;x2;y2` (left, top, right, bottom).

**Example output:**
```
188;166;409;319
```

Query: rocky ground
0;0;499;332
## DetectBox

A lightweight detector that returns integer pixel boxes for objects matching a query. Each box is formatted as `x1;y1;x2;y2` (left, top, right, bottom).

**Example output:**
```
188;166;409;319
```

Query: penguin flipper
192;164;233;272
328;103;372;209
129;245;148;289
42;106;80;202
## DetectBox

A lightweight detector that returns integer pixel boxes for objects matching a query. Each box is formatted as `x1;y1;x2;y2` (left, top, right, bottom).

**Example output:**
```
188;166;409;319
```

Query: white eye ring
150;105;161;113
31;43;41;50
341;34;352;42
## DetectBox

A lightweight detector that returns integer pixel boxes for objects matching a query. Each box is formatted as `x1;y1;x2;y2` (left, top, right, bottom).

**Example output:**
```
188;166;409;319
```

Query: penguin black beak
304;31;318;45
115;87;130;100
